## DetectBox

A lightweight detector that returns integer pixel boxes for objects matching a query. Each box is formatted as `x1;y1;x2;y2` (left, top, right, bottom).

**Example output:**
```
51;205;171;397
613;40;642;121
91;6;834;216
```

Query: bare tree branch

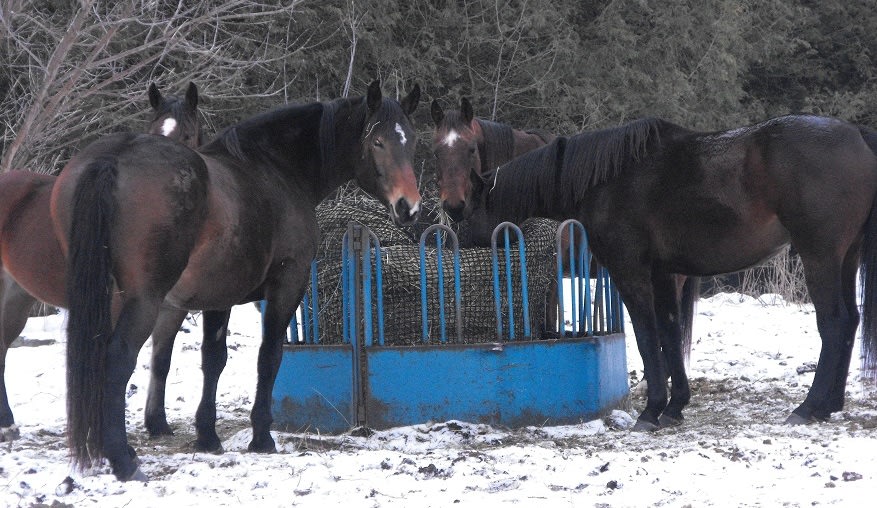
0;0;311;174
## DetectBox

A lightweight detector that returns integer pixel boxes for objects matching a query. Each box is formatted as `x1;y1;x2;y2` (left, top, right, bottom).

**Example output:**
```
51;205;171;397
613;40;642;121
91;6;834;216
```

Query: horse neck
488;138;573;224
475;119;515;175
312;98;369;201
512;129;551;156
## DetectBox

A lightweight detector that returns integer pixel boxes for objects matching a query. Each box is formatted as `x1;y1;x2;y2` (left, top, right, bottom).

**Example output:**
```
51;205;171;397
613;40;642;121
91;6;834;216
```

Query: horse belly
163;239;268;310
163;210;272;310
0;186;67;307
2;235;67;308
663;222;790;276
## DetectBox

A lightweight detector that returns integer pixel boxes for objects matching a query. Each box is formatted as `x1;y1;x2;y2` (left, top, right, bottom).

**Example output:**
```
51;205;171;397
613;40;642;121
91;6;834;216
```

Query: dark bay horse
51;80;422;481
469;115;877;430
0;83;202;442
430;97;552;232
430;97;562;331
430;98;697;342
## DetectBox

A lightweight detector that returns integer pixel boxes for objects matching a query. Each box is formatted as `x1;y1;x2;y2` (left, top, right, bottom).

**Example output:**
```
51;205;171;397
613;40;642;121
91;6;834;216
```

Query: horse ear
430;99;444;125
367;80;382;113
461;97;474;125
401;83;421;116
148;83;162;111
185;82;198;111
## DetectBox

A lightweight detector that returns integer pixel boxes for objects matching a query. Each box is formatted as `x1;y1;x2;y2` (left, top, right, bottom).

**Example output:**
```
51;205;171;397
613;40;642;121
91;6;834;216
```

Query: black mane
487;117;673;219
201;97;369;171
476;119;514;173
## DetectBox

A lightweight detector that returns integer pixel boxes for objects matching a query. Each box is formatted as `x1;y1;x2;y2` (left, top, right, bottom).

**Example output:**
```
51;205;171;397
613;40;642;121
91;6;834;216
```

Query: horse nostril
442;200;465;222
395;198;419;224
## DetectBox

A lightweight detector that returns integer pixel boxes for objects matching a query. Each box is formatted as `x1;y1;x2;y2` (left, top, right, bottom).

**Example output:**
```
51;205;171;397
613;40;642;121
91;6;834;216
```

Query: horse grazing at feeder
430;97;553;240
0;82;202;442
430;98;561;332
430;98;696;341
467;114;877;431
51;80;422;481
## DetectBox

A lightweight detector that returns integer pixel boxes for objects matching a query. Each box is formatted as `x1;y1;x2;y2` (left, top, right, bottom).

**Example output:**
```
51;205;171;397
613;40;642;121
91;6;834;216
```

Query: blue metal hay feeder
271;219;628;433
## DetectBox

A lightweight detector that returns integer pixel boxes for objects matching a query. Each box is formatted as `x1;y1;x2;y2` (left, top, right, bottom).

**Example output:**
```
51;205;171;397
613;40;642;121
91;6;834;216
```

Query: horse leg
814;246;861;418
607;267;667;431
544;278;559;337
788;254;857;423
144;305;188;437
652;272;690;426
102;297;160;481
193;309;230;453
0;273;35;439
248;282;306;453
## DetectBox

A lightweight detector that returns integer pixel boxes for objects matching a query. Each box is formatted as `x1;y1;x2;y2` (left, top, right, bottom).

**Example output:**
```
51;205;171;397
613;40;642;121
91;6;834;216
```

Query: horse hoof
784;413;814;426
193;439;224;454
125;467;149;483
0;424;21;442
658;414;683;428
146;423;174;438
631;419;660;432
248;439;277;454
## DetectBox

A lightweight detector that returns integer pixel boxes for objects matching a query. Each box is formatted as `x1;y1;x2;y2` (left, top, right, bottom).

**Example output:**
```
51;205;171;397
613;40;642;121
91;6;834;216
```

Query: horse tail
65;157;118;470
861;195;877;383
857;124;877;380
680;275;700;365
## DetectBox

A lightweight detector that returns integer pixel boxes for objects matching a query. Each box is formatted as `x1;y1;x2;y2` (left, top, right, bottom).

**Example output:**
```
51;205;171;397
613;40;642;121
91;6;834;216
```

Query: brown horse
0;82;202;442
430;98;697;341
470;115;877;431
51;80;421;481
430;97;552;234
430;98;561;333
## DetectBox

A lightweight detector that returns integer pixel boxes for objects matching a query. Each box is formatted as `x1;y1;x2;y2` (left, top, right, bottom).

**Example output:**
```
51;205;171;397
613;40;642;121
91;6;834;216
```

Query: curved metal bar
418;224;462;343
490;221;528;340
556;219;590;337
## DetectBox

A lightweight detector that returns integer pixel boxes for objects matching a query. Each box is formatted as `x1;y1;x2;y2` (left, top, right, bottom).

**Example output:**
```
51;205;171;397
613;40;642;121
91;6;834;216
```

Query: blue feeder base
272;334;628;434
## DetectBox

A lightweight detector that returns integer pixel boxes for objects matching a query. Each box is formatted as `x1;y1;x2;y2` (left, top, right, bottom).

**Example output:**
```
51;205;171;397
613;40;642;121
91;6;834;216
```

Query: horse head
431;97;483;222
356;80;422;227
148;82;203;149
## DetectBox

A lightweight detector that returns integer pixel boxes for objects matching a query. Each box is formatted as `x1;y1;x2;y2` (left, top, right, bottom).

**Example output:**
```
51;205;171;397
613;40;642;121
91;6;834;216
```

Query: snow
1;292;875;507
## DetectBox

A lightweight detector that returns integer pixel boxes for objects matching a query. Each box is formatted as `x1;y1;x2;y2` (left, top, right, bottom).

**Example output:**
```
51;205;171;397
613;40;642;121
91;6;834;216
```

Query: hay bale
311;204;558;345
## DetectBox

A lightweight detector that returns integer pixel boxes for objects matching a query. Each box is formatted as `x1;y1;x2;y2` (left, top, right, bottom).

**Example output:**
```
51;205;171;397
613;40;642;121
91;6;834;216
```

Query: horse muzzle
391;197;421;227
441;200;467;222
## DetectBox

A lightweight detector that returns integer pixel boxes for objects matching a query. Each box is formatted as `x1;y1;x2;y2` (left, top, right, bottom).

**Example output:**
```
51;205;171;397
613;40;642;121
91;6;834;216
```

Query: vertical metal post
310;259;320;343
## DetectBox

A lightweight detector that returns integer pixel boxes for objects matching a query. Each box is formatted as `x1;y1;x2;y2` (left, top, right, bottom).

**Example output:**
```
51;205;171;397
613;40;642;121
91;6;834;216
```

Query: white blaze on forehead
160;118;178;137
443;129;460;147
395;123;407;145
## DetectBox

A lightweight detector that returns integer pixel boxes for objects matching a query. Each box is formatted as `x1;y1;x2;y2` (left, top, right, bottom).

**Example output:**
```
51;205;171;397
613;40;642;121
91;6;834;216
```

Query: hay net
310;185;558;346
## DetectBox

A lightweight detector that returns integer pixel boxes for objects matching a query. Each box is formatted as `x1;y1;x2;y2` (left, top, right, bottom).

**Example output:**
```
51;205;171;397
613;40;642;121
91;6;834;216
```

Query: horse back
755;116;877;230
606;115;877;275
52;133;210;300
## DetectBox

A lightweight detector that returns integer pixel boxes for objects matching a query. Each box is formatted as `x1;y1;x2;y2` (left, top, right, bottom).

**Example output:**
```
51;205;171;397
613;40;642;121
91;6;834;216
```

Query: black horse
51;80;421;481
469;114;877;431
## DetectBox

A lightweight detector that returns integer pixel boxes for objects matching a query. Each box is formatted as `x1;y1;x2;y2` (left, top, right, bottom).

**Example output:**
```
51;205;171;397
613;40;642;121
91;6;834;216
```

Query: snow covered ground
1;292;875;507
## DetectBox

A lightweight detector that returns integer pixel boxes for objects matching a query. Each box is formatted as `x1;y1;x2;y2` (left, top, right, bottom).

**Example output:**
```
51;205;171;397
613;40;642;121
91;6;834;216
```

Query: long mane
200;101;323;164
476;119;514;173
199;96;371;173
487;117;672;219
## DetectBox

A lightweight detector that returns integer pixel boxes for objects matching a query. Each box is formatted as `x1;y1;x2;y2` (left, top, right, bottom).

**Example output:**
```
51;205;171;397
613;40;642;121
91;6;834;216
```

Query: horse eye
373;139;384;148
